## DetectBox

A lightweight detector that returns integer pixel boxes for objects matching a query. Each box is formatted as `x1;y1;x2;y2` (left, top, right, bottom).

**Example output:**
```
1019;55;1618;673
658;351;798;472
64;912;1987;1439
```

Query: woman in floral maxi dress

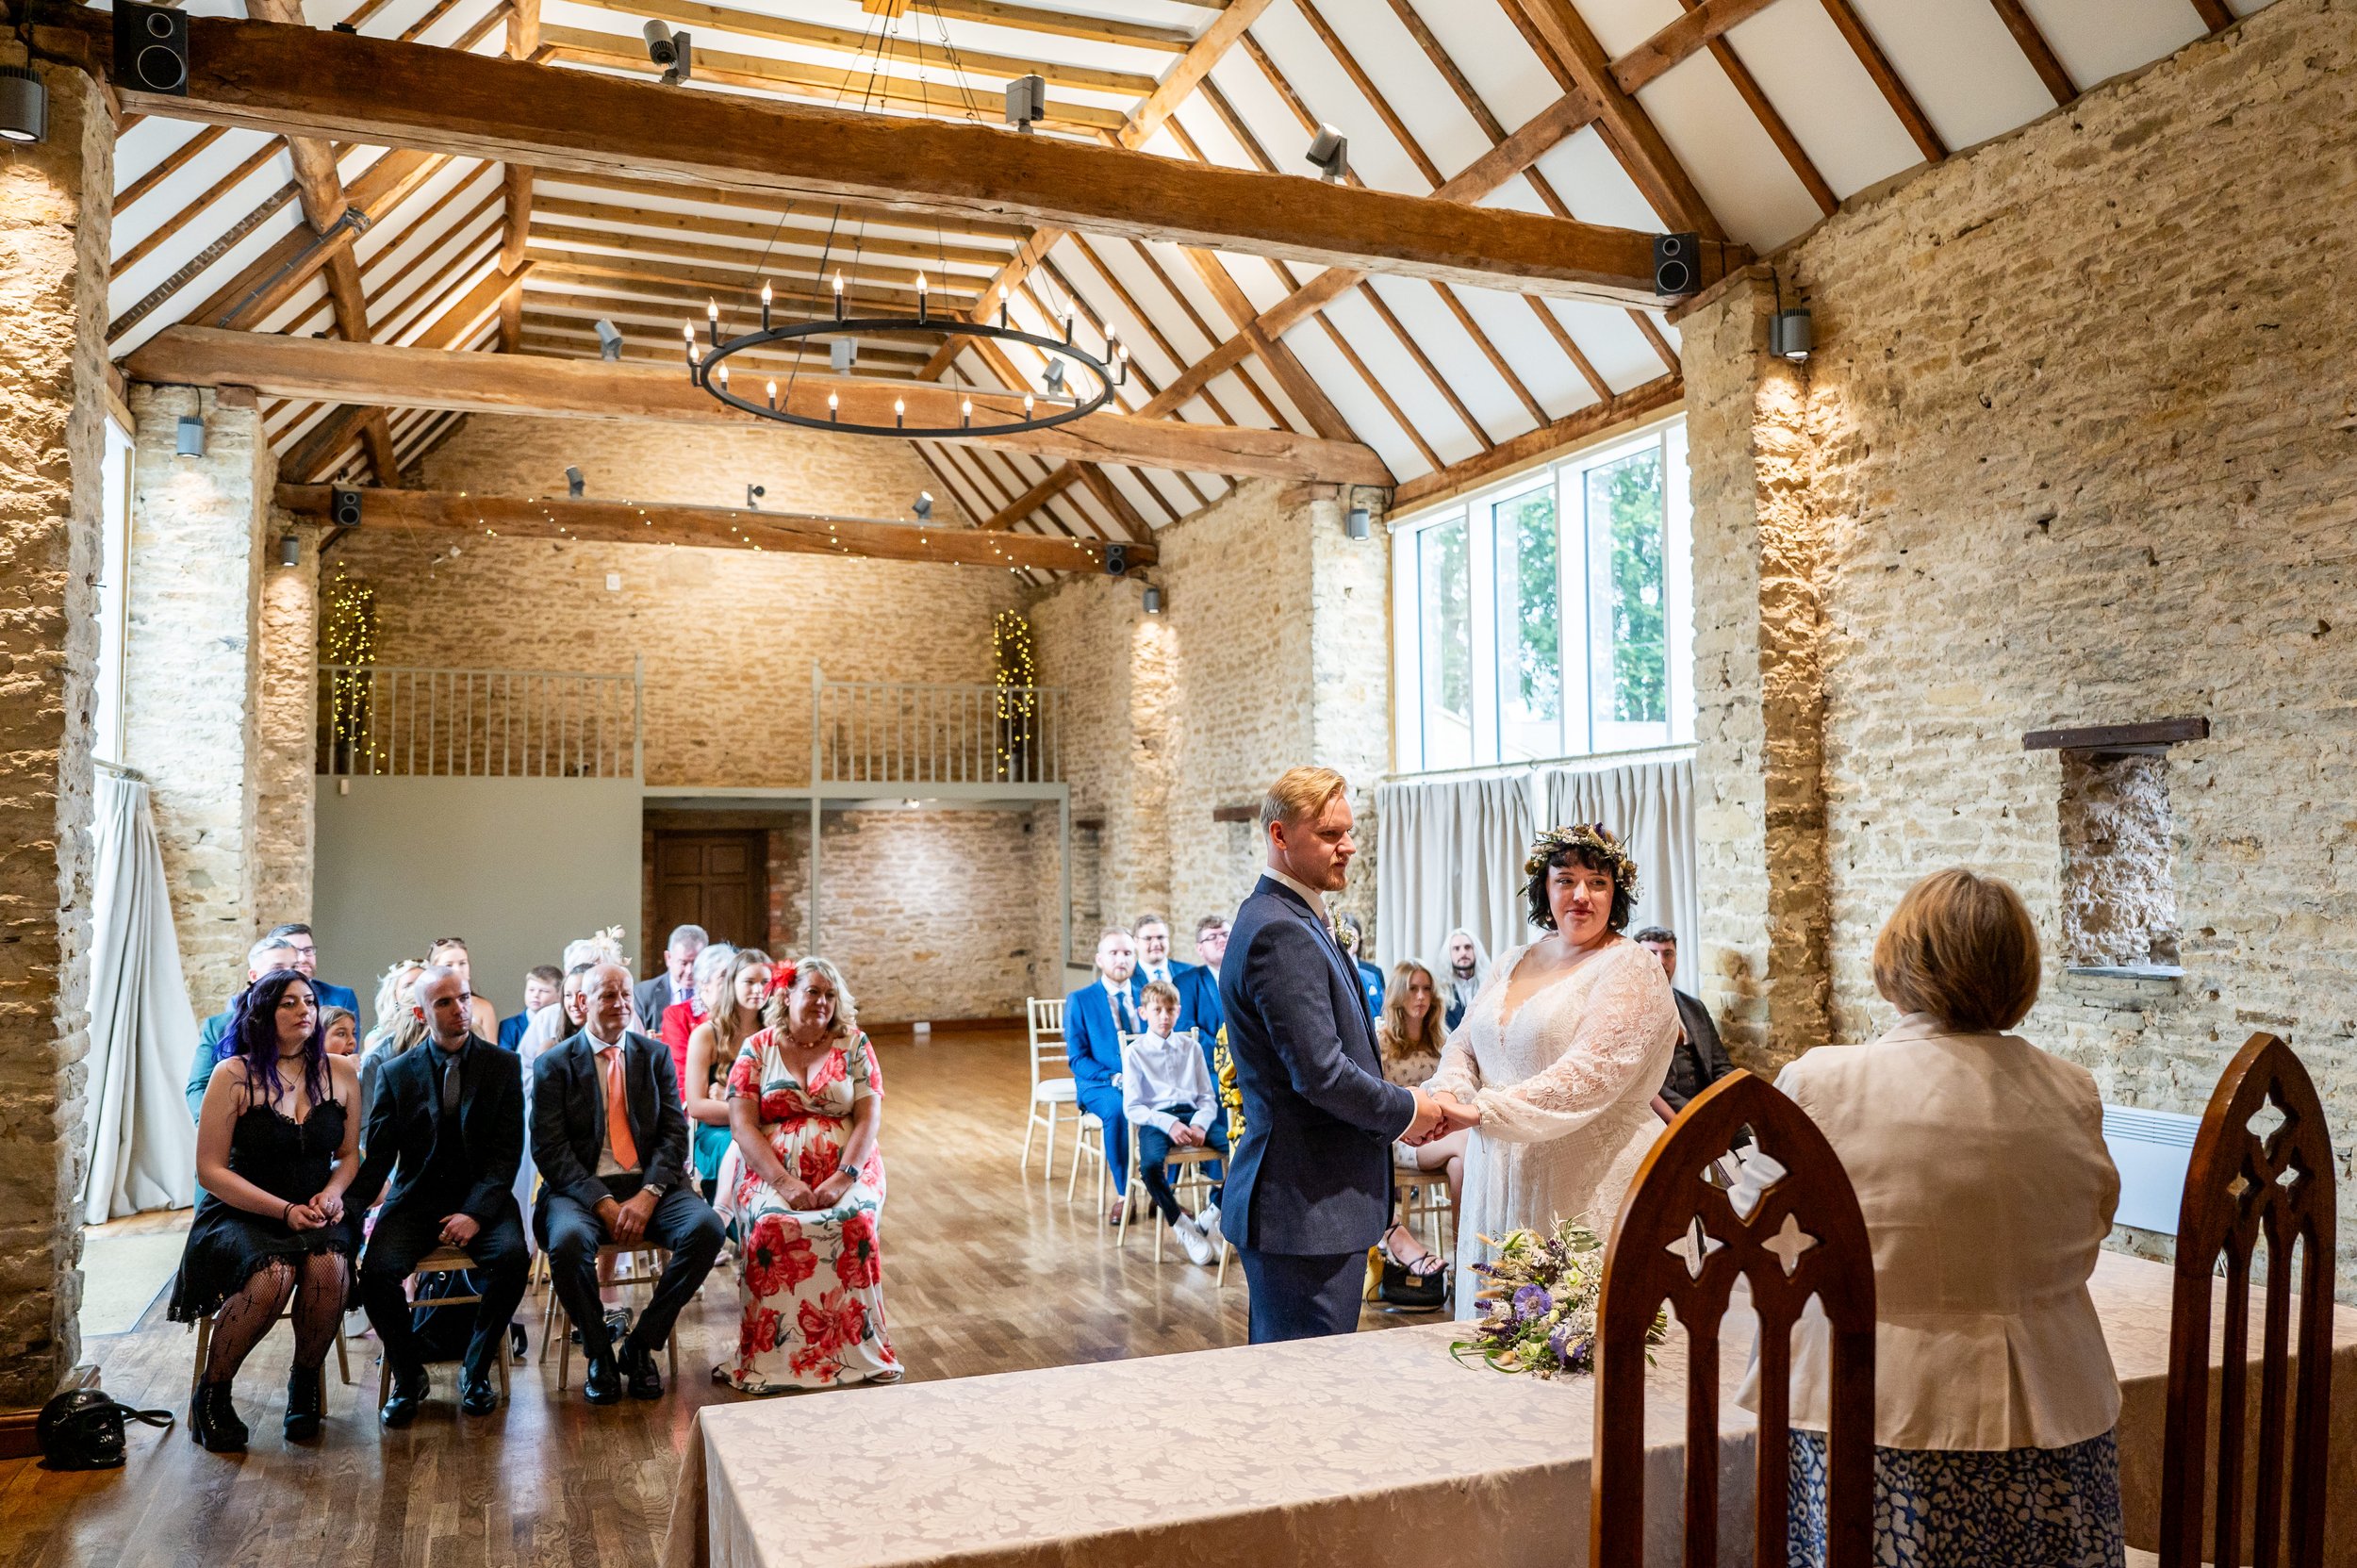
720;956;900;1392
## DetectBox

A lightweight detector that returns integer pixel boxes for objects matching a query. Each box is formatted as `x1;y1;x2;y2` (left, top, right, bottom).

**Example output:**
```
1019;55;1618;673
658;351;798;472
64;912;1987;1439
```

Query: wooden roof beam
1392;372;1684;510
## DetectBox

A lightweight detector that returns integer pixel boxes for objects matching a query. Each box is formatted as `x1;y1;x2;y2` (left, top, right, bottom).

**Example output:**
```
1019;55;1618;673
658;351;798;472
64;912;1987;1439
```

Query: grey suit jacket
632;973;675;1034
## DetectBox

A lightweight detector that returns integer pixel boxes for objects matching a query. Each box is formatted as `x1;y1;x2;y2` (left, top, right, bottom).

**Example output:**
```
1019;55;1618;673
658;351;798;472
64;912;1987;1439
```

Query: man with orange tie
531;962;724;1405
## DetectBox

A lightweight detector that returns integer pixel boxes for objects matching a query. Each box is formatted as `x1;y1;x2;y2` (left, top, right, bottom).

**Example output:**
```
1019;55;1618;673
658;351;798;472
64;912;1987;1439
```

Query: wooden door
651;830;768;955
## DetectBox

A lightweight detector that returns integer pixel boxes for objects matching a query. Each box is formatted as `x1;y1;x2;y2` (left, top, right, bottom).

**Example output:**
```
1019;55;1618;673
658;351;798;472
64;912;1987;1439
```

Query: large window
1393;420;1692;772
92;417;134;765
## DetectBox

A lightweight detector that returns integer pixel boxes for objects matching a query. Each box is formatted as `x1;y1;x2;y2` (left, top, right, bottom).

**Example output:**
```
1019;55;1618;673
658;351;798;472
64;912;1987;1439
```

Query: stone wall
1679;0;2357;1291
0;61;111;1405
255;520;319;928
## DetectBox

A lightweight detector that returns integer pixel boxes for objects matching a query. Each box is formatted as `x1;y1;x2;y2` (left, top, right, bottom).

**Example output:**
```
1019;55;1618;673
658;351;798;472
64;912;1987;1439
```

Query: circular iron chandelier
688;275;1129;439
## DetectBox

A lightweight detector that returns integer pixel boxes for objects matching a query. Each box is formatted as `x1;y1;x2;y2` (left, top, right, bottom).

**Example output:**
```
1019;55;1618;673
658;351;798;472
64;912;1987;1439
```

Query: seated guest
169;968;360;1450
1436;927;1488;1032
1131;913;1192;989
531;962;724;1405
1632;925;1733;1111
1063;928;1140;1224
662;941;737;1083
519;931;629;1066
684;948;773;1199
263;922;359;1015
352;965;528;1425
1120;980;1227;1265
1374;958;1459;1288
321;1007;358;1058
187;934;303;1120
635;923;706;1033
425;936;502;1040
1337;914;1383;1019
364;958;425;1057
1173;915;1228;1058
358;963;430;1132
717;957;901;1392
500;965;562;1053
1742;868;2124;1568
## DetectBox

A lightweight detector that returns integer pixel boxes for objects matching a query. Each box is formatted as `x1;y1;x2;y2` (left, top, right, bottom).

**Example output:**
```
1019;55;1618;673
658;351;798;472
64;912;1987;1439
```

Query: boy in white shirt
1121;980;1228;1265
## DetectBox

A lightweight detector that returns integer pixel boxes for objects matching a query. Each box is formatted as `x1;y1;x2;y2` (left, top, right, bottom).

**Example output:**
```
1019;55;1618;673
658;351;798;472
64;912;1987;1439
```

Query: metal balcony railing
316;662;643;779
812;668;1063;786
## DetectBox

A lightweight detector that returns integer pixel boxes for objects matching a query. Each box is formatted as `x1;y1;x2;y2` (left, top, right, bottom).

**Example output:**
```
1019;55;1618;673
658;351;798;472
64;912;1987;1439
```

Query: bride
1426;824;1681;1318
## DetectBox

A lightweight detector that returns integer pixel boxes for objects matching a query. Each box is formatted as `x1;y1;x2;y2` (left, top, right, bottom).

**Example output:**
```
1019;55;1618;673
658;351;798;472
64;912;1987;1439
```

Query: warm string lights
993;609;1040;779
322;572;380;767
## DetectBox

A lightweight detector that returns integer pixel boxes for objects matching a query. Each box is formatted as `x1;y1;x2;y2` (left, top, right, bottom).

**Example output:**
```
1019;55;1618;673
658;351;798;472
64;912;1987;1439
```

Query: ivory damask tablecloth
663;1251;2356;1568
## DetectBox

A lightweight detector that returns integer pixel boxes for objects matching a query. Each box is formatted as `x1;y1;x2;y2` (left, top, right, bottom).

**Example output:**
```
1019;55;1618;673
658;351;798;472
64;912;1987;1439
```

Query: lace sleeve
1473;945;1679;1145
1421;945;1523;1100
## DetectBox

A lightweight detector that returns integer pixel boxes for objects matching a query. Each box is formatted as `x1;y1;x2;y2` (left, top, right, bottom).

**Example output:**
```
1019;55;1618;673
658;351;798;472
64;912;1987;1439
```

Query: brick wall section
337;415;1014;789
0;63;110;1405
124;385;269;1010
254;522;318;926
1680;0;2357;1291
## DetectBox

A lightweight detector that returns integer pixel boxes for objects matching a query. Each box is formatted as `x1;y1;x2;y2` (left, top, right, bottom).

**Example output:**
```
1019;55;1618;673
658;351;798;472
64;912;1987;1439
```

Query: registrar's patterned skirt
1787;1428;2126;1568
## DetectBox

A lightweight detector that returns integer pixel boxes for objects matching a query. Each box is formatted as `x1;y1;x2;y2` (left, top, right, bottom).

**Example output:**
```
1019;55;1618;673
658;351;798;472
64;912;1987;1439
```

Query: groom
1219;766;1465;1342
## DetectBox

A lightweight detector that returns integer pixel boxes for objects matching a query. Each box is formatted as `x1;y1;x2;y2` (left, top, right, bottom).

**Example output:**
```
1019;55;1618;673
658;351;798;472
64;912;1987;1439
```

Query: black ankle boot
191;1381;249;1453
284;1364;324;1442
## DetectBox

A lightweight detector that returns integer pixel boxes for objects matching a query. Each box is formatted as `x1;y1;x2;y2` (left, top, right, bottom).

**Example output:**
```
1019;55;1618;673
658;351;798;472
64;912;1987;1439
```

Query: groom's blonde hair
1260;767;1347;833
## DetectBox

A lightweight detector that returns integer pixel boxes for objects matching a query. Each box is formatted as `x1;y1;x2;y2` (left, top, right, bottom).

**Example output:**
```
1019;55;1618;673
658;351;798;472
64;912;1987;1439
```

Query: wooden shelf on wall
2022;717;2209;752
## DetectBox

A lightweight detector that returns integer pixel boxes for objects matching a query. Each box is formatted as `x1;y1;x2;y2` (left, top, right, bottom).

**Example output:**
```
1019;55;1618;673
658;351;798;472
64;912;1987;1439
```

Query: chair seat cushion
1032;1080;1078;1103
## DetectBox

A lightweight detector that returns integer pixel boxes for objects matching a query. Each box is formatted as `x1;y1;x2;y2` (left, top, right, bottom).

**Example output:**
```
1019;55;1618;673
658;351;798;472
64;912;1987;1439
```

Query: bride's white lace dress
1425;937;1681;1319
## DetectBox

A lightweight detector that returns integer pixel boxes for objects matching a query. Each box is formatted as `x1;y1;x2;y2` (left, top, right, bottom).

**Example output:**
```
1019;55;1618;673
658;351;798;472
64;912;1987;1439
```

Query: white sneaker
1195;1203;1222;1246
1175;1216;1215;1266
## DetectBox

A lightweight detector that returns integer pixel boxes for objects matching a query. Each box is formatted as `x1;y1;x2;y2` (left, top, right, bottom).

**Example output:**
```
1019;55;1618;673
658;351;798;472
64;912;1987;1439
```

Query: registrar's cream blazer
1739;1014;2123;1451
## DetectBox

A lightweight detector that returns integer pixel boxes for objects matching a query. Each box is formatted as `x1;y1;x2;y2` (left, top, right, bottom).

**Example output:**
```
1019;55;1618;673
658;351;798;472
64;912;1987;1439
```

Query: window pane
1492;487;1559;761
1418;519;1472;769
1588;447;1668;737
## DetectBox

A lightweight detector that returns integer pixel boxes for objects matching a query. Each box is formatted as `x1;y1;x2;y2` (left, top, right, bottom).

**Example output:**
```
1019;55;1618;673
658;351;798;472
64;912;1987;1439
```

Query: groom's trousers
1237;1246;1364;1343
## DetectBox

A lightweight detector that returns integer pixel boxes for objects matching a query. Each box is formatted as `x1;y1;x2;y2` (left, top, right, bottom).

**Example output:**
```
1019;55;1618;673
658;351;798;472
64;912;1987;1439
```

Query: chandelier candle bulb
832;272;846;321
961;397;973;428
1062;312;1074;345
760;280;772;329
827;390;839;421
894;397;906;428
766;379;779;410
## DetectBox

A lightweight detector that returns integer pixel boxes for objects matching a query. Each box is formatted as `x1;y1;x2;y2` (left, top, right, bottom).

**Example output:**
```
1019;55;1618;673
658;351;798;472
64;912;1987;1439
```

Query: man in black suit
633;924;705;1033
351;965;528;1425
1633;926;1734;1109
532;961;723;1404
1219;767;1457;1343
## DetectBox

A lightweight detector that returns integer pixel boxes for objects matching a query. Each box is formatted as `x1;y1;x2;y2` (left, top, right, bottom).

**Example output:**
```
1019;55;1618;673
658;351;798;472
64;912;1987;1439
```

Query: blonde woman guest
364;960;425;1056
721;958;900;1392
684;949;772;1198
1742;869;2124;1568
1425;824;1681;1318
425;936;502;1040
1376;959;1461;1284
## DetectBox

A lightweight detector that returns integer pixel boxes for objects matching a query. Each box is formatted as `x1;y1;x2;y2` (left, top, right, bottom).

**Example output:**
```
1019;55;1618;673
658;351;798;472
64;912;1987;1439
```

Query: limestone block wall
0;61;111;1405
255;520;319;927
1679;0;2357;1291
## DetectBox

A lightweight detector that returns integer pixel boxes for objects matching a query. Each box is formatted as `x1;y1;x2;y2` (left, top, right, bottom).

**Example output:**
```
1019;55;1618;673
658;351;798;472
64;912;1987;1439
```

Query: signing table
663;1253;2356;1568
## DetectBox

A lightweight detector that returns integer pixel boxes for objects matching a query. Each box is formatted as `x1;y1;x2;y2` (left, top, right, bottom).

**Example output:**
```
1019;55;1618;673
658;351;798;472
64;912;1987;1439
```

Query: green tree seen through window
1593;452;1666;724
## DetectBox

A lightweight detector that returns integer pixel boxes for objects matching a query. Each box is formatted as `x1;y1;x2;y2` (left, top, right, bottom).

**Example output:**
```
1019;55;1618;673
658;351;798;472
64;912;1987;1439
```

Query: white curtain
1541;753;1699;955
79;770;197;1223
1374;771;1538;974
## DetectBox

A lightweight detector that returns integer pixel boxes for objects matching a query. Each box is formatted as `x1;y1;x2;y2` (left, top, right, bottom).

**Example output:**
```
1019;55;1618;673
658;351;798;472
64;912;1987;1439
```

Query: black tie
439;1050;462;1117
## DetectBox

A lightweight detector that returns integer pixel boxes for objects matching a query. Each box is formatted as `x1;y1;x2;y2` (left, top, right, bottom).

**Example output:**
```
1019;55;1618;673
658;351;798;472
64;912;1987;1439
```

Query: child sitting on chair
1120;980;1228;1266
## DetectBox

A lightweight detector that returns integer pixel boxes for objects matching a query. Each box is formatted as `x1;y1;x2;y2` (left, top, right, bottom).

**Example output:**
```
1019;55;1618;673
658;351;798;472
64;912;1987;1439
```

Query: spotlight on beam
566;465;585;499
1306;123;1348;183
1003;72;1047;133
1040;358;1067;399
595;319;624;361
175;415;206;459
912;491;934;523
643;19;693;84
747;484;765;510
0;66;47;144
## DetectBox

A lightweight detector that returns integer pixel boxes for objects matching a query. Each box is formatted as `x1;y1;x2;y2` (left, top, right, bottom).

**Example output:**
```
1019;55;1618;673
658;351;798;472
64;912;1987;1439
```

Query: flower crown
1525;822;1639;903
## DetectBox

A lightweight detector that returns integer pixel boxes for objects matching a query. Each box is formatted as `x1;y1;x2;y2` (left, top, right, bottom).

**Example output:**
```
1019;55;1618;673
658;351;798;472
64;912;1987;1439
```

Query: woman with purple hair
168;966;362;1451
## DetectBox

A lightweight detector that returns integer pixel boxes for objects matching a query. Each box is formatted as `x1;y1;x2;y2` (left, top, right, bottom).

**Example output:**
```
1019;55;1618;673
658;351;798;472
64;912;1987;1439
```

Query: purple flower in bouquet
1512;1284;1553;1322
1547;1323;1592;1372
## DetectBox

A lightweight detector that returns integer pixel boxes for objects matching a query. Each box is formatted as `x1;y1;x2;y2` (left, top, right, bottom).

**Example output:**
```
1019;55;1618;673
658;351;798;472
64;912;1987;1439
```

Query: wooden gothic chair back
2159;1032;2337;1568
1591;1069;1878;1568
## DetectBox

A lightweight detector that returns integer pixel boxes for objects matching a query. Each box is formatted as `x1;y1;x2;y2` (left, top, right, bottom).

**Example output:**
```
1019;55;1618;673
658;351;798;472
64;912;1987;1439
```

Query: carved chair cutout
2159;1032;2337;1568
1591;1070;1878;1568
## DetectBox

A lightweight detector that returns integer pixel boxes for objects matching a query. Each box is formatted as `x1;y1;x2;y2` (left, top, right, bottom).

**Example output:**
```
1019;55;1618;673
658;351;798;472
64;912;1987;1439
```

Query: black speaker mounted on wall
1652;232;1700;297
114;2;190;96
1103;543;1129;577
331;487;365;529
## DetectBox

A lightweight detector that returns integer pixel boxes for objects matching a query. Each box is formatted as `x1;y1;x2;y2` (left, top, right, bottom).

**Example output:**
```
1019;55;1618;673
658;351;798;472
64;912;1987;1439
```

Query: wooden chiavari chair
1591;1069;1878;1568
2155;1032;2337;1568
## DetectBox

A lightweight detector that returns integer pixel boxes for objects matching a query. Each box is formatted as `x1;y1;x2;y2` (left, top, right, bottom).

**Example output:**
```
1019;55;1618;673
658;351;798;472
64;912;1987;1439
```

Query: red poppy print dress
720;1028;899;1392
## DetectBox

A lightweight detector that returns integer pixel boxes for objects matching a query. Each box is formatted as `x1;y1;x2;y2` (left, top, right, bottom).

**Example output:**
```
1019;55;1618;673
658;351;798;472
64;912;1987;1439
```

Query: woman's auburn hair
1871;867;2041;1033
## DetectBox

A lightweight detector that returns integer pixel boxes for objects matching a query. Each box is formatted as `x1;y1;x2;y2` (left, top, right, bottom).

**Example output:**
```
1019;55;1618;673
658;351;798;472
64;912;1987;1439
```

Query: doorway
649;829;769;966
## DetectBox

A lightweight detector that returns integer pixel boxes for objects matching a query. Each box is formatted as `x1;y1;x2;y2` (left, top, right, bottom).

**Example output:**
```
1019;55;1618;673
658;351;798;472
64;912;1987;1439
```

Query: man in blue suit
1172;916;1228;1075
264;923;359;1015
1219;767;1460;1343
1063;928;1142;1223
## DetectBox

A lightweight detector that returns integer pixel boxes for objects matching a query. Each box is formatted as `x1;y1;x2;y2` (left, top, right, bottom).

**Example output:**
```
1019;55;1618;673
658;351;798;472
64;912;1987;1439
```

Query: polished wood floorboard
4;1030;1426;1567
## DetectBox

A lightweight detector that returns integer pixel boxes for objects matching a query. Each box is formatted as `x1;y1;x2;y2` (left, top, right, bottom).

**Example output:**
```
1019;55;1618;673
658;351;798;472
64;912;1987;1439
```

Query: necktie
601;1045;639;1168
439;1050;462;1117
1115;989;1137;1035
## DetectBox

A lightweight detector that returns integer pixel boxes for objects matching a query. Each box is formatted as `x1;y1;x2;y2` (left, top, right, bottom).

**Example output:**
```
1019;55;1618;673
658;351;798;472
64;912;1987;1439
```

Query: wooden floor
3;1030;1425;1567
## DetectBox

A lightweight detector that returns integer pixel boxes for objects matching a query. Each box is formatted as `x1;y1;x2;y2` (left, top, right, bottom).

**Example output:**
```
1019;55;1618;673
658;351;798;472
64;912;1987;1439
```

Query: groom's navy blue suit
1219;875;1417;1342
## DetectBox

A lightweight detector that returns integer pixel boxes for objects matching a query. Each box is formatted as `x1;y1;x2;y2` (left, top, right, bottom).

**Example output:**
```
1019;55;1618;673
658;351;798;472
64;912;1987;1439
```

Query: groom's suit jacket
1218;876;1417;1256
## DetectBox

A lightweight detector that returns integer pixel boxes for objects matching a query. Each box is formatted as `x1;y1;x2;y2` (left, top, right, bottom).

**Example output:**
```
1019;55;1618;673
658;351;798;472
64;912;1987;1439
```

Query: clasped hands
282;1189;345;1230
770;1168;856;1213
1403;1088;1480;1146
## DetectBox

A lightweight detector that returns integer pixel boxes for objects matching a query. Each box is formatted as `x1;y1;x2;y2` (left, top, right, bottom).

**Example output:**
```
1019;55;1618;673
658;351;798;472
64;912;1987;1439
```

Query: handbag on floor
37;1389;174;1470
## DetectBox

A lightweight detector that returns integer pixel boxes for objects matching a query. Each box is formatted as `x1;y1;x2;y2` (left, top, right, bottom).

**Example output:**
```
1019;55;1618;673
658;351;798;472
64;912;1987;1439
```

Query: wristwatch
835;1162;860;1181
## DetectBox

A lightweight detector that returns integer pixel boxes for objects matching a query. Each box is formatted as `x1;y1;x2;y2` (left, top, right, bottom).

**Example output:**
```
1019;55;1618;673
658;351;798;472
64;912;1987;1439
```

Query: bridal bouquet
1451;1217;1663;1378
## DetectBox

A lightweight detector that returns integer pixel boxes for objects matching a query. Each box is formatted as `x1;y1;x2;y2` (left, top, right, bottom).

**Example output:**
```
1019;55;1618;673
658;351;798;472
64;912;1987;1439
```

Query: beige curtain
1373;771;1538;975
1540;752;1698;952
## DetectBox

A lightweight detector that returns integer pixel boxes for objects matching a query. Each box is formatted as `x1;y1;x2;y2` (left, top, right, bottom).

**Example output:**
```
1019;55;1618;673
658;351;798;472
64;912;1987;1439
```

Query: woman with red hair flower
719;956;900;1392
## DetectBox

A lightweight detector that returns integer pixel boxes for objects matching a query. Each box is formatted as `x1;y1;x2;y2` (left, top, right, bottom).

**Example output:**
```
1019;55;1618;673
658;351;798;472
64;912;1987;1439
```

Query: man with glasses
263;922;360;1015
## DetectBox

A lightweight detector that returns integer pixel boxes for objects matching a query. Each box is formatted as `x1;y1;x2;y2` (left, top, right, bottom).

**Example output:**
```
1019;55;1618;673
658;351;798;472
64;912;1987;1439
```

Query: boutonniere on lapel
1325;915;1346;949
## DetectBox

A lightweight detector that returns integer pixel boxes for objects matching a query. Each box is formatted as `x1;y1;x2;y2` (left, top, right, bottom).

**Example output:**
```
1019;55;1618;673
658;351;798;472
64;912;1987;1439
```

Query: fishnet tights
202;1250;348;1383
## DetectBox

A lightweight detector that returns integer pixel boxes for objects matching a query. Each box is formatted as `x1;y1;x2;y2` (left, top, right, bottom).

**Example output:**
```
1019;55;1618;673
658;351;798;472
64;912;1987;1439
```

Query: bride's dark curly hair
1522;824;1639;933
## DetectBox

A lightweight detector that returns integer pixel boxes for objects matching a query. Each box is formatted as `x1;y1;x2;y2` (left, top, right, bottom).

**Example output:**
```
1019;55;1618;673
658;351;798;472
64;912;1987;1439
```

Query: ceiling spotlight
0;65;47;145
1003;72;1047;133
1345;504;1371;540
175;414;206;459
1771;305;1813;361
1306;122;1348;183
1142;584;1163;615
566;465;585;498
643;19;692;84
1041;358;1068;399
746;484;765;509
912;491;934;522
276;531;302;568
831;337;858;374
595;319;624;361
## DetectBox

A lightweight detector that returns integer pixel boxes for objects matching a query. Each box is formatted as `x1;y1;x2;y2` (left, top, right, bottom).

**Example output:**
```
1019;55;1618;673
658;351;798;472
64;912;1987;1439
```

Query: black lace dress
168;1100;359;1321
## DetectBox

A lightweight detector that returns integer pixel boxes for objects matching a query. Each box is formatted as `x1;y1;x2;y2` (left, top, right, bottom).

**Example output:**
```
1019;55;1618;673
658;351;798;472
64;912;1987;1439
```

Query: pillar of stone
254;517;319;926
124;384;272;1013
1307;489;1390;943
1681;271;1832;1067
0;59;112;1406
